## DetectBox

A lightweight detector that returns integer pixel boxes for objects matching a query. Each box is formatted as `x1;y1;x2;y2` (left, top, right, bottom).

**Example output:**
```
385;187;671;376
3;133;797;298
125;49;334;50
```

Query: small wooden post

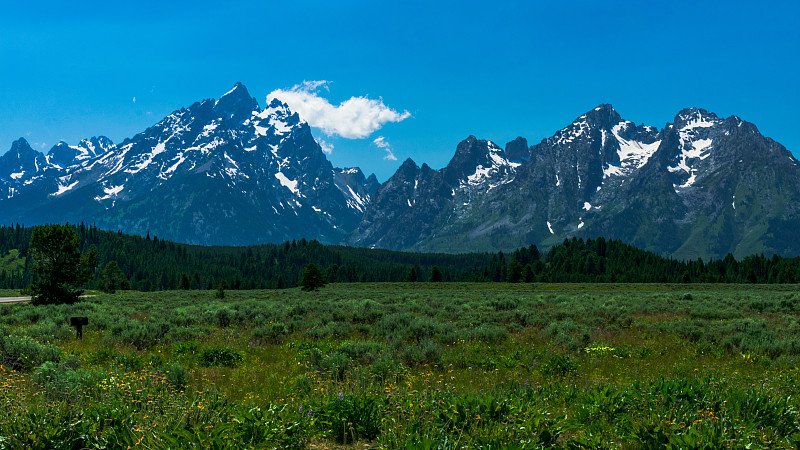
70;316;88;339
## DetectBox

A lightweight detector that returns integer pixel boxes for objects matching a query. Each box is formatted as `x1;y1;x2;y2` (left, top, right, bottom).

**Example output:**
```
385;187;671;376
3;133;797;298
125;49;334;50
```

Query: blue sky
2;0;798;181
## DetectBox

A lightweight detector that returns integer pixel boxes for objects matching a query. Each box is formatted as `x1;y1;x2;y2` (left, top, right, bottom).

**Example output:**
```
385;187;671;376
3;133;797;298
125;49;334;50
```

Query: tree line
1;223;799;291
0;223;492;291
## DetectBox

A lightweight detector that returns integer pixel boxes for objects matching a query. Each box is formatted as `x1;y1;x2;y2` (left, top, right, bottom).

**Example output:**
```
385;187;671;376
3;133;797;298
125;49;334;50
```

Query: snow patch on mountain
51;180;79;196
95;184;124;201
463;142;520;190
603;122;661;179
275;172;299;195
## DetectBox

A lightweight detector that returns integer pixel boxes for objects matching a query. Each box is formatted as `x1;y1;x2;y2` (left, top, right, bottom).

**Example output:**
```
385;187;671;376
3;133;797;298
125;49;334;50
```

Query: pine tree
508;260;523;283
430;266;443;282
99;260;127;294
179;272;191;290
523;264;535;283
407;267;418;282
299;263;327;291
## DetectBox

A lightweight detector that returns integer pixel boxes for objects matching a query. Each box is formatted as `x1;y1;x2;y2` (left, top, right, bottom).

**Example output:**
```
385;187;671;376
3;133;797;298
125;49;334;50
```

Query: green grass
2;283;800;448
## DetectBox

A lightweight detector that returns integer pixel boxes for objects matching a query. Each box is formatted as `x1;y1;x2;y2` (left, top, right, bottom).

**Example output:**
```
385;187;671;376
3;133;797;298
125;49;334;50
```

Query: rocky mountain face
351;105;800;259
0;83;376;245
2;85;798;259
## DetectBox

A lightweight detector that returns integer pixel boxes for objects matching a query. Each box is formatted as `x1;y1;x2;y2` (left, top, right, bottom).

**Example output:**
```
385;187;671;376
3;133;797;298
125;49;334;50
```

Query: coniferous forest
1;223;799;291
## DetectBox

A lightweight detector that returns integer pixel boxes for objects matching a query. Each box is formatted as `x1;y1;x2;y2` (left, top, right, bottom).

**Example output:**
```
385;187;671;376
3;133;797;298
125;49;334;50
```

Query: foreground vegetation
3;283;800;448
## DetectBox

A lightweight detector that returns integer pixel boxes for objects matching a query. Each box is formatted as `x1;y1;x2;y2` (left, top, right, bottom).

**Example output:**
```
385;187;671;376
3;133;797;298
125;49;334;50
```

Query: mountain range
2;83;798;259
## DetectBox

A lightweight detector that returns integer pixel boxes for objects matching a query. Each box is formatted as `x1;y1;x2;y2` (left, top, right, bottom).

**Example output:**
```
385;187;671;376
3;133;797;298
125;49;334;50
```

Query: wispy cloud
132;96;136;104
317;138;334;154
373;136;397;161
267;81;410;139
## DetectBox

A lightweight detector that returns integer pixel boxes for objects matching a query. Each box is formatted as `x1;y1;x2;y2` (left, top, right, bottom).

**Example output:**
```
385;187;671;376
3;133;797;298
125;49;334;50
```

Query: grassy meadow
2;283;800;448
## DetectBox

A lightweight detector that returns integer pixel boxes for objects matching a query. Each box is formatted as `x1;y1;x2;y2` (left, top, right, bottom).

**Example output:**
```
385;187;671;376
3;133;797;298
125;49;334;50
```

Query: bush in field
469;324;508;343
316;393;382;444
106;319;172;348
0;334;61;371
370;355;407;382
309;349;351;381
199;347;244;368
32;361;98;396
251;323;288;344
400;339;441;366
336;341;384;364
541;354;578;378
161;361;187;389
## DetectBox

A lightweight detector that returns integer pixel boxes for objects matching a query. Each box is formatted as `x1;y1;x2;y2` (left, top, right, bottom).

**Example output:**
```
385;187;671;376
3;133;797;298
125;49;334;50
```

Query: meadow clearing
2;283;800;448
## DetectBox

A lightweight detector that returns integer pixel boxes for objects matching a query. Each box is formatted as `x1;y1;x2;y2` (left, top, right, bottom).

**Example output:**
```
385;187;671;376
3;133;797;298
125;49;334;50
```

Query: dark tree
747;269;757;284
523;264;535;283
430;265;443;282
179;272;191;290
99;260;128;294
299;263;327;291
407;267;418;282
28;224;95;305
216;282;226;299
508;260;523;283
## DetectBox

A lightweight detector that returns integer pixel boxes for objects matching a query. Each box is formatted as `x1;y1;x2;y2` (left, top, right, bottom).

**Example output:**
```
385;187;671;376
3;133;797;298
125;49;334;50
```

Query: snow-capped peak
253;98;301;137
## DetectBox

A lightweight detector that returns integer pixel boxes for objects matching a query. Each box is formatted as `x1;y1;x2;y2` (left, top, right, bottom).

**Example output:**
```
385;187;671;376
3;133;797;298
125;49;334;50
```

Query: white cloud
132;96;136;104
318;138;334;154
267;81;410;139
373;136;397;161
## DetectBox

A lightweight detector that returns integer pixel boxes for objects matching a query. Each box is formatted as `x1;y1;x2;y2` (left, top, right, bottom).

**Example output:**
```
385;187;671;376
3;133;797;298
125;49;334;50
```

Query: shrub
370;356;406;383
0;334;61;371
31;361;97;396
469;324;508;343
541;354;578;378
199;347;244;368
336;341;384;365
401;339;441;366
251;323;288;344
316;393;382;444
162;361;188;389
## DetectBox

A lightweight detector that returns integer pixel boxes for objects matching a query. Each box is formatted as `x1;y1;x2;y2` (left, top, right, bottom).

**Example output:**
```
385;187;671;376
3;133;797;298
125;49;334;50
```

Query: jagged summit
504;137;529;161
673;108;721;130
9;137;35;155
214;82;259;126
583;103;623;125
